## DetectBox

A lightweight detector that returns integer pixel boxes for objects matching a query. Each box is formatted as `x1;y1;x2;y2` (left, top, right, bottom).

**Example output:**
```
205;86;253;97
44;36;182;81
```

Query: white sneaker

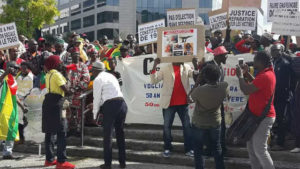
290;148;300;153
162;150;171;158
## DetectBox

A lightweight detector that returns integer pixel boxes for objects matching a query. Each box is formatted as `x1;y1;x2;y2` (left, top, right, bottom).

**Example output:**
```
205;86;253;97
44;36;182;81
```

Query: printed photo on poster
162;28;197;57
157;25;205;63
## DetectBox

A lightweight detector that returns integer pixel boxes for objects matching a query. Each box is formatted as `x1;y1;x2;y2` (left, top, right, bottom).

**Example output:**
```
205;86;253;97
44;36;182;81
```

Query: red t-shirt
248;67;276;117
169;65;187;106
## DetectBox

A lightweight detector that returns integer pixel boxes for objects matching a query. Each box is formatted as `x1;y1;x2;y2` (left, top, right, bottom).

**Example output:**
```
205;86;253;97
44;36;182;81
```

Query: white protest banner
271;11;300;36
0;22;19;50
229;7;257;31
209;12;228;31
116;54;253;126
267;0;299;22
223;53;254;126
167;8;196;27
138;19;165;45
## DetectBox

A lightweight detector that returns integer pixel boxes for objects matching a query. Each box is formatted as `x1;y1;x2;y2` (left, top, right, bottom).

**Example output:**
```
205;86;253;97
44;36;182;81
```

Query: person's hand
187;96;194;104
86;103;93;110
246;37;254;43
23;108;28;114
154;58;161;66
240;64;249;74
236;65;243;79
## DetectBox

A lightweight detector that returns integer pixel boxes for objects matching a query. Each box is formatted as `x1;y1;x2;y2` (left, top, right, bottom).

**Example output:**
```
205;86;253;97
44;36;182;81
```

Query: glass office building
42;0;222;40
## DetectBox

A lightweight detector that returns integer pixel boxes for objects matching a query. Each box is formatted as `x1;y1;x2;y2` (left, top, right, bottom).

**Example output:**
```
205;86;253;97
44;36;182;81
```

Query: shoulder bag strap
48;73;55;93
261;93;274;117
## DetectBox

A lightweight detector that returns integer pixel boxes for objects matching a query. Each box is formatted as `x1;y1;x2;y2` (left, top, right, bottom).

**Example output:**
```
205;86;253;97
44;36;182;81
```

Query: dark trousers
18;124;25;141
162;105;192;152
192;125;225;169
45;132;67;163
220;104;226;153
102;99;127;166
296;136;300;147
205;105;226;155
274;99;289;146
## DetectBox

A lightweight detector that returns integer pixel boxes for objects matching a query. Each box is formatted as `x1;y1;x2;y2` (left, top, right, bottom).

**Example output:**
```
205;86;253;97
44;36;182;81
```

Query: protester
107;57;122;86
67;51;90;136
133;45;146;56
15;62;33;144
0;63;21;159
42;55;75;169
150;57;199;158
87;48;99;71
20;39;43;88
196;46;228;155
4;47;23;70
88;61;127;169
41;42;54;60
270;44;295;151
290;80;300;153
236;51;276;169
191;64;228;169
54;39;68;62
260;33;274;53
120;46;131;59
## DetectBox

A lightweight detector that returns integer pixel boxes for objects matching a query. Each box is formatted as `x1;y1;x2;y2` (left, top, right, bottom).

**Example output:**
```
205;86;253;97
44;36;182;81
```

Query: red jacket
235;40;251;53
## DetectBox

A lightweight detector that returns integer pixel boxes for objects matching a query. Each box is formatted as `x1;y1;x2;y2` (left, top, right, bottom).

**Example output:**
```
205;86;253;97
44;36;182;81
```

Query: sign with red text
167;8;196;27
138;19;165;45
229;7;257;31
0;22;19;50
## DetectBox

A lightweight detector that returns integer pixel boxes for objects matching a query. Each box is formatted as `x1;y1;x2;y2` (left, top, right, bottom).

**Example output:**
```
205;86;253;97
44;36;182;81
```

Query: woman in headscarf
67;50;90;136
42;55;75;169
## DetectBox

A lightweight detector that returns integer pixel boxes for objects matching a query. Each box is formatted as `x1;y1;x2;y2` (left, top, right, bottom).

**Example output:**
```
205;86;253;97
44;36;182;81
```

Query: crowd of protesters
0;24;299;169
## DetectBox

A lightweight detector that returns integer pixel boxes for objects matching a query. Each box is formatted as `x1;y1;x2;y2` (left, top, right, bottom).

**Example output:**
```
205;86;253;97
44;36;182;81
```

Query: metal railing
76;89;93;147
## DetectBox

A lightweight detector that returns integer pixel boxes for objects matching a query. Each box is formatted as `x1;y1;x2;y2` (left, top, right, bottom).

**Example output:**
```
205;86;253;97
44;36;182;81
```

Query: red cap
213;46;228;56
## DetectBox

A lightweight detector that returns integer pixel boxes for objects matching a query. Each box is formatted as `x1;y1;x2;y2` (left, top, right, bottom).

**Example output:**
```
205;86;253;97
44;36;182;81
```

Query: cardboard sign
229;7;257;31
209;12;228;31
167;8;196;27
0;22;19;50
157;25;205;63
268;0;299;22
226;0;262;9
272;11;300;36
138;19;165;45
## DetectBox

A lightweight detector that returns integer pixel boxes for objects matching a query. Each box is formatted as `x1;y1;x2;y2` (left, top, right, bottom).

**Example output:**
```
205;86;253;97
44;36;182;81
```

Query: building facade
42;0;223;41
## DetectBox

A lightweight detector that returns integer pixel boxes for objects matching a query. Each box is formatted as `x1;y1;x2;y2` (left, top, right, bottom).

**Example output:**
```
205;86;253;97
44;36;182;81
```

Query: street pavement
0;152;194;169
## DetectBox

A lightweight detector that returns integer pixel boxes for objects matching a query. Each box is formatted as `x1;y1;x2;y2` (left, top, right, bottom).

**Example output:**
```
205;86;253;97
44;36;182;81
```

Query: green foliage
0;0;60;38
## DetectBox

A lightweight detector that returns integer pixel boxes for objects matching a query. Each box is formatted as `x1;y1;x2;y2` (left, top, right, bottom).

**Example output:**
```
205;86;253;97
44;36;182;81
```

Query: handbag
226;93;274;145
96;106;104;127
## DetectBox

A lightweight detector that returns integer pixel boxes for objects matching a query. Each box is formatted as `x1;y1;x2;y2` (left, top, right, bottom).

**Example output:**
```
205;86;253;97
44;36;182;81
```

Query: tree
0;0;60;38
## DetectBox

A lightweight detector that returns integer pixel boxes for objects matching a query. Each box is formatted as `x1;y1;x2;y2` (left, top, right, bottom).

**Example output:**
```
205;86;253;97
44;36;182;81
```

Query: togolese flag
0;74;19;141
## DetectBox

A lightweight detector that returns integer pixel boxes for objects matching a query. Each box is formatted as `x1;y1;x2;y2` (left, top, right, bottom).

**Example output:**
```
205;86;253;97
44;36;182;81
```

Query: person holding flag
0;63;21;159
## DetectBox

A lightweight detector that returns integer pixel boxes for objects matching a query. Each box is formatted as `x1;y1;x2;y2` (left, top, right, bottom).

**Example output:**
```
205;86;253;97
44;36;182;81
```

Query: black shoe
100;164;111;169
120;163;126;168
3;155;21;160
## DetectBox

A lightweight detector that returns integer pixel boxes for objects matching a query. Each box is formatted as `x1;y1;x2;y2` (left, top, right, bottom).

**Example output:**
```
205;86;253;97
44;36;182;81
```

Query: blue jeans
162;105;192;152
192;125;225;169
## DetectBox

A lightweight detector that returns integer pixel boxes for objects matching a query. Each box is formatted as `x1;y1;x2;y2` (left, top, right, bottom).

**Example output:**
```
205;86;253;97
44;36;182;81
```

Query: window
97;29;119;40
199;0;212;8
64;24;69;33
97;11;119;24
83;15;95;27
106;0;119;6
84;31;95;41
71;19;81;30
97;0;106;7
59;0;69;5
52;29;56;35
199;13;209;25
136;0;182;24
83;0;94;8
71;4;81;16
83;6;95;12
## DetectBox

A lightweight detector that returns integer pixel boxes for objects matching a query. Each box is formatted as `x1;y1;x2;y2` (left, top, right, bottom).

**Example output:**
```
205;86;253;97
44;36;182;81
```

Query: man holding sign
150;57;198;158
